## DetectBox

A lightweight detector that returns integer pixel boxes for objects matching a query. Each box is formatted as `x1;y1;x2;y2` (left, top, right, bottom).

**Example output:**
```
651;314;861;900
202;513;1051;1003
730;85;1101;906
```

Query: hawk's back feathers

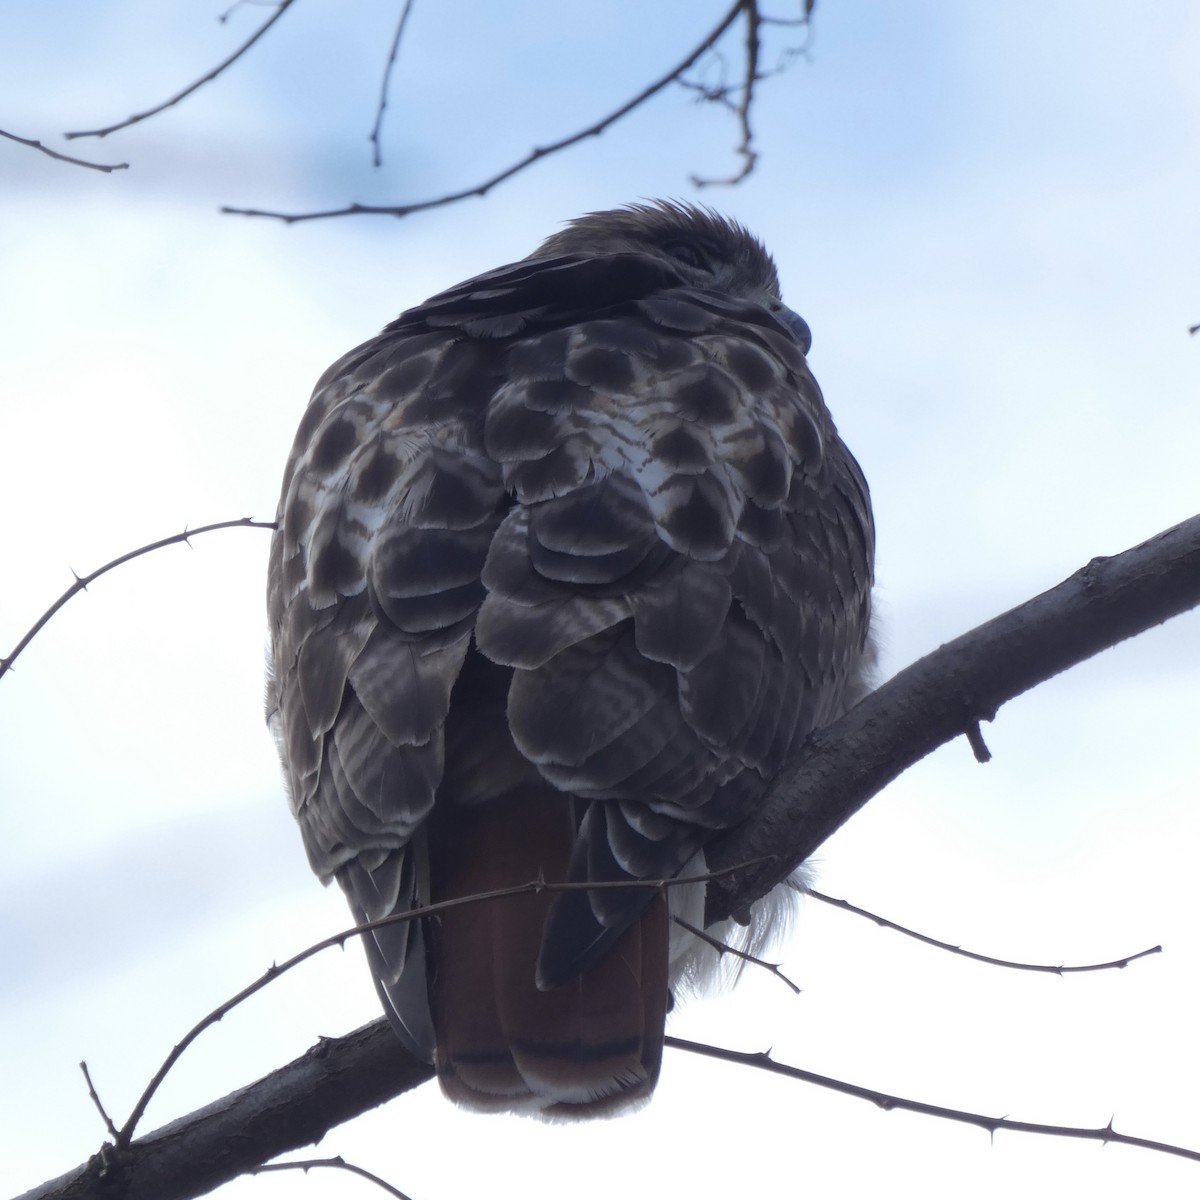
266;202;874;1115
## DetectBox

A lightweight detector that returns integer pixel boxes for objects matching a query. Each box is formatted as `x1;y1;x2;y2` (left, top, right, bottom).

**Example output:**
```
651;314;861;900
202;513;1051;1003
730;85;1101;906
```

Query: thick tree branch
706;511;1200;923
19;512;1200;1200
16;1023;430;1200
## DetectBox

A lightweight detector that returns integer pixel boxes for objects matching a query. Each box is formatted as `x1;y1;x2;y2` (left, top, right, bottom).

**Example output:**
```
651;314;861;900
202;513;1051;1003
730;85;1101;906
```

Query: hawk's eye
662;239;713;274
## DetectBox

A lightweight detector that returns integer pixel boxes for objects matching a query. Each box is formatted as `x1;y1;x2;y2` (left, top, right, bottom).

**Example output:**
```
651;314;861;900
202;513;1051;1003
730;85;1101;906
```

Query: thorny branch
672;915;802;993
806;890;1163;975
0;126;128;172
250;1157;414;1200
113;860;764;1150
25;1010;1200;1200
0;517;275;683
663;1037;1200;1164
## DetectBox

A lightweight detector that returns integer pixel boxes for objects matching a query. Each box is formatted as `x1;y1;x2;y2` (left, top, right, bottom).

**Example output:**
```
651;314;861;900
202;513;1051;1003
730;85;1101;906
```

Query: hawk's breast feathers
267;202;874;1116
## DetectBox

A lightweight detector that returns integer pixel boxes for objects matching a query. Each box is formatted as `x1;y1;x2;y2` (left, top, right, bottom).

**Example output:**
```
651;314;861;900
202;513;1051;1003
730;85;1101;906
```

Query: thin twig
677;49;735;110
665;1037;1200;1164
0;126;128;172
761;0;817;28
370;0;417;168
65;0;299;140
251;1157;414;1200
0;517;276;683
806;890;1163;975
692;0;760;186
78;1061;120;1140
221;0;752;222
672;915;802;993
115;858;767;1146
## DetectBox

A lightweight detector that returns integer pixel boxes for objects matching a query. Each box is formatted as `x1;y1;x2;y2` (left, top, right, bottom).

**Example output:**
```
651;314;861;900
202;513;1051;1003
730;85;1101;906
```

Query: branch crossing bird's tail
427;785;670;1116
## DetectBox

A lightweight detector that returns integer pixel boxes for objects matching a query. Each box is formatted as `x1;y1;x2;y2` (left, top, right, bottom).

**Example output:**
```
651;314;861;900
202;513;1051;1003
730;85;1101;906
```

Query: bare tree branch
55;2;814;217
15;1022;432;1200
664;1037;1200;1164
250;1157;414;1200
28;1001;1200;1200
64;0;298;140
0;126;128;172
18;513;1200;1200
0;517;275;683
806;889;1163;975
705;511;1200;924
690;0;760;187
220;0;754;223
370;0;418;168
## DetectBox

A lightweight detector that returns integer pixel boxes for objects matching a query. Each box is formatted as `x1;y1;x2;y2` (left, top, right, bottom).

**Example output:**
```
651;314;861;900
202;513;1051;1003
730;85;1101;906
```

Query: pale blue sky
2;4;1199;1197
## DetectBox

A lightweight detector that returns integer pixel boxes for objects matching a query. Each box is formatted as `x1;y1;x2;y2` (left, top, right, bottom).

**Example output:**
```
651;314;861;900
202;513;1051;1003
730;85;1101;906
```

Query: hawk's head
531;200;810;352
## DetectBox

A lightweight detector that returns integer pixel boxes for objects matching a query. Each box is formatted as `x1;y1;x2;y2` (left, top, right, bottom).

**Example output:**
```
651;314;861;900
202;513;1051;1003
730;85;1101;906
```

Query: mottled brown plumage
266;201;874;1116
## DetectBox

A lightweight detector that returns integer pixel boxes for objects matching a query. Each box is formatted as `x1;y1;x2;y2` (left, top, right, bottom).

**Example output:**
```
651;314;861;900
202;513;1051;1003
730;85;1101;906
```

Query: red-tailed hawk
266;201;874;1117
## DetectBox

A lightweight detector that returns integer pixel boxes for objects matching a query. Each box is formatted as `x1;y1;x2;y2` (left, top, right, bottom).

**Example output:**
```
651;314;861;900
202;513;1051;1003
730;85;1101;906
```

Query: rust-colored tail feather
429;786;669;1116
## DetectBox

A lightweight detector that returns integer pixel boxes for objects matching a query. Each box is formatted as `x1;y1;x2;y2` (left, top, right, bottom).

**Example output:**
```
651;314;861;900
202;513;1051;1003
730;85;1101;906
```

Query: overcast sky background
2;3;1199;1197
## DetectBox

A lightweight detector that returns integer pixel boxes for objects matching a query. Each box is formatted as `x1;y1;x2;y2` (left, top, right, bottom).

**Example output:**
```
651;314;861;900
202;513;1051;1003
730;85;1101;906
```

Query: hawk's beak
768;301;813;355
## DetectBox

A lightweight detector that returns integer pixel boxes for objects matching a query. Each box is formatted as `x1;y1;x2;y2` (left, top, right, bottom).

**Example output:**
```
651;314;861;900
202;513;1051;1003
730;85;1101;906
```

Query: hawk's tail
428;786;670;1117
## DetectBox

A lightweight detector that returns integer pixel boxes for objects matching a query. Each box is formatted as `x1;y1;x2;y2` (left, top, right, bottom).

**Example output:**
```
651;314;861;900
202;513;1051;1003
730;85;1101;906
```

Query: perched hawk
266;201;874;1117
